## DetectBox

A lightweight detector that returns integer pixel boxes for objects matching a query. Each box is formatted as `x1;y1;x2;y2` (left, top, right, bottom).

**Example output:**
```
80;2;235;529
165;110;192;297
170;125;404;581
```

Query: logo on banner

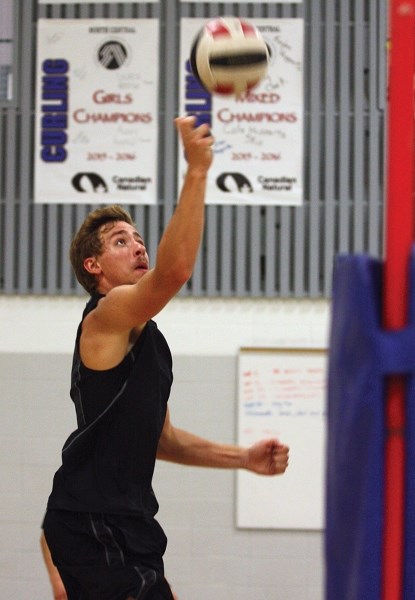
39;58;70;163
72;173;109;193
216;173;253;194
98;41;128;70
184;59;212;128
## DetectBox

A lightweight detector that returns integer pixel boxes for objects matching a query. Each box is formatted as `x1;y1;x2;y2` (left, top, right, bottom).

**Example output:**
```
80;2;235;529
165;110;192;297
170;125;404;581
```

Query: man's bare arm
87;117;213;334
157;408;289;475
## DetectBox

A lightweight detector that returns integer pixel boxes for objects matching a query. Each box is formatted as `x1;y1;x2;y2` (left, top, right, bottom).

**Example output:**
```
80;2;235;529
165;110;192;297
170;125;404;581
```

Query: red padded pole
382;2;415;598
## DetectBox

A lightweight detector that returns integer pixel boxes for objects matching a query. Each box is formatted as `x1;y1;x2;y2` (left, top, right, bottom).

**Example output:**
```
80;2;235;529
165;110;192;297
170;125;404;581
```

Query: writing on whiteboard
241;365;326;419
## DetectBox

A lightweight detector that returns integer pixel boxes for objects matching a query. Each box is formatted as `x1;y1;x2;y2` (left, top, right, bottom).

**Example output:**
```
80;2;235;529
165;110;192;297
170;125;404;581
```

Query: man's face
87;220;149;291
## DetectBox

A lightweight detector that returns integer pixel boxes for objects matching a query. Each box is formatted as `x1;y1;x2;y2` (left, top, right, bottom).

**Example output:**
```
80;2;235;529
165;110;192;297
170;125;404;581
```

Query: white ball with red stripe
190;17;270;98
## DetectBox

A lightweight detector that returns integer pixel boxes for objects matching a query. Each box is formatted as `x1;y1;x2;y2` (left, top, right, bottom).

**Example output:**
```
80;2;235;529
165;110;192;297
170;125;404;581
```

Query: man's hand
49;572;68;600
40;532;68;600
243;439;289;475
175;115;213;174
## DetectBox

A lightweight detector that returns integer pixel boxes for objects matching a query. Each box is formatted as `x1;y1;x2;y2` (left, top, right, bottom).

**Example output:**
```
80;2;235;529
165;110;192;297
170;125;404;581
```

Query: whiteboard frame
236;346;327;530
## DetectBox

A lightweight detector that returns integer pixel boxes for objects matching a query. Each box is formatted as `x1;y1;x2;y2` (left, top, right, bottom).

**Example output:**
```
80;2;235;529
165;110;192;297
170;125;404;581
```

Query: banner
182;1;302;3
38;1;156;3
179;18;304;206
35;19;159;204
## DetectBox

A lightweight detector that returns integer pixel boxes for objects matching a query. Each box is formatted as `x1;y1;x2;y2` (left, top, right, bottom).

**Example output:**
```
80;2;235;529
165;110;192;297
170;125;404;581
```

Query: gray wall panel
0;0;387;298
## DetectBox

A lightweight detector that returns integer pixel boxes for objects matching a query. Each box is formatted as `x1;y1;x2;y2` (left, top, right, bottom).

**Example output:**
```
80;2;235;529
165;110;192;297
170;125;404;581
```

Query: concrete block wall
0;354;74;598
0;296;328;598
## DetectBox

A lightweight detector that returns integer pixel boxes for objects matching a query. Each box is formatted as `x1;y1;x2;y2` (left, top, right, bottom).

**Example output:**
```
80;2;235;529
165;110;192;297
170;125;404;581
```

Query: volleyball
190;17;270;98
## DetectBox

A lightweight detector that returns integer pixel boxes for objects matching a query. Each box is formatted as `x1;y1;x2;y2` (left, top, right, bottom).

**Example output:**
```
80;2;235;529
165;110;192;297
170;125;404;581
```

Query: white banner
35;19;159;204
181;1;302;3
38;1;156;3
179;18;304;206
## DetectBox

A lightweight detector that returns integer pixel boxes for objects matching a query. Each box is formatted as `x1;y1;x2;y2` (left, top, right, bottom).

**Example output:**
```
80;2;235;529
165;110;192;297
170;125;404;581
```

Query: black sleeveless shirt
47;294;173;517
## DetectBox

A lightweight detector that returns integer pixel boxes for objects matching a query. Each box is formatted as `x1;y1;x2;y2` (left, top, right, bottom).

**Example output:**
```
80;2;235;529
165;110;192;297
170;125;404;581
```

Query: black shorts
43;509;174;600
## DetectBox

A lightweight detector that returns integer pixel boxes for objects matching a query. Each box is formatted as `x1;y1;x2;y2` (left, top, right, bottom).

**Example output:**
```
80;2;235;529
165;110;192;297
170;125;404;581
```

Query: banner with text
38;1;156;4
179;18;304;206
182;1;301;3
35;19;159;204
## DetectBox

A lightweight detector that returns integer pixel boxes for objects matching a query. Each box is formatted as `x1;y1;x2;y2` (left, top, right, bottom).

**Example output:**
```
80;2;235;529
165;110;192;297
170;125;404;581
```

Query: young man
41;116;289;600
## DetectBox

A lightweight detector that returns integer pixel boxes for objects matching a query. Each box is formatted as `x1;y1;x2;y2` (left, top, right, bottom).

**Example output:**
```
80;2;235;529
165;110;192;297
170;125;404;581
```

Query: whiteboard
237;348;327;530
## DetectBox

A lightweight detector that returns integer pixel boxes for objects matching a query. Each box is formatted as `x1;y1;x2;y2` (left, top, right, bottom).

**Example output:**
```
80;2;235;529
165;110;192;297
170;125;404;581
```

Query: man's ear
83;257;102;275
